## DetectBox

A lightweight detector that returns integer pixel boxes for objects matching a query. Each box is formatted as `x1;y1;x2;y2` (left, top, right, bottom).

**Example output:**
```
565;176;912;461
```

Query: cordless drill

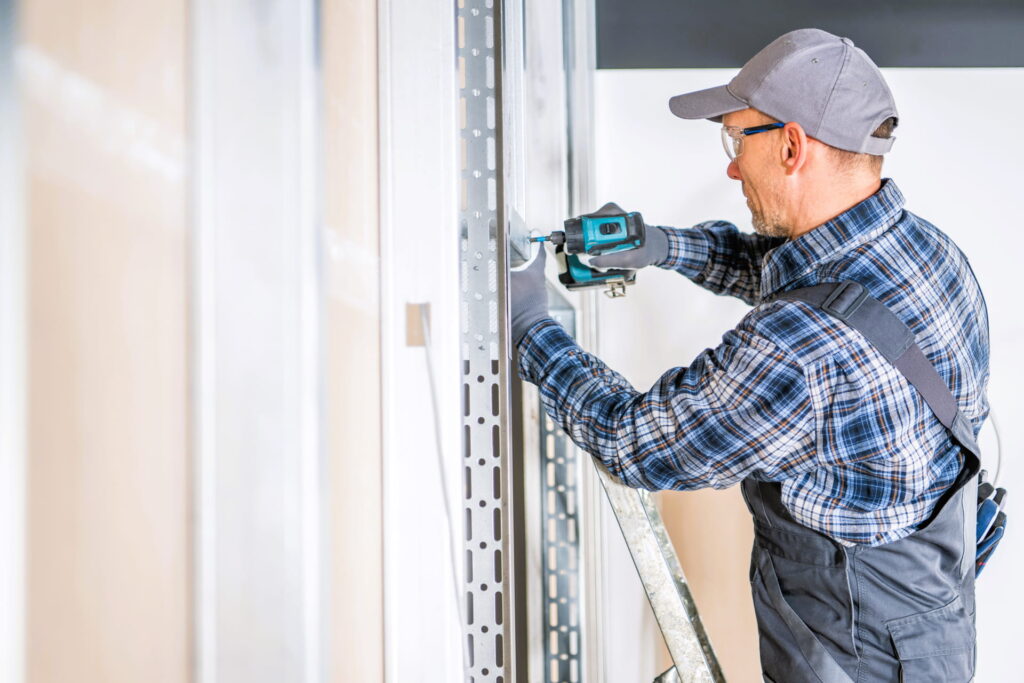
530;207;646;297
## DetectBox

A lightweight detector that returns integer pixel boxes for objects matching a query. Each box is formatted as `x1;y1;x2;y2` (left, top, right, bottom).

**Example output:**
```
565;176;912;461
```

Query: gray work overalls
746;282;981;683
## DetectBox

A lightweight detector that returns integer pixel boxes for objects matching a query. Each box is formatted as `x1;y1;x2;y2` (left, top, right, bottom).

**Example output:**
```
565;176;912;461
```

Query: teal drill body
531;210;645;295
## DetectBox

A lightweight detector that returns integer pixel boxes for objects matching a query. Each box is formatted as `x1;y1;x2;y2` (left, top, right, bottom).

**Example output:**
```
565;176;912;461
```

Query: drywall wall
323;1;384;681
378;0;465;679
21;1;190;681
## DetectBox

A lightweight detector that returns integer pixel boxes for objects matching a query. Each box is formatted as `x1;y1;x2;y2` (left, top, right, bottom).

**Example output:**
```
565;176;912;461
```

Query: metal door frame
504;0;598;681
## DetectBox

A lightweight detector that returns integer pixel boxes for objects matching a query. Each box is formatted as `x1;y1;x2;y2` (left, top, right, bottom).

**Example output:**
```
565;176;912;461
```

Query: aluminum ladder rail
595;465;726;683
540;300;726;682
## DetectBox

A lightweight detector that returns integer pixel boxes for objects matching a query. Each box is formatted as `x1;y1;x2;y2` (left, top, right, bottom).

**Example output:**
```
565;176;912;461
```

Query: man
510;28;988;682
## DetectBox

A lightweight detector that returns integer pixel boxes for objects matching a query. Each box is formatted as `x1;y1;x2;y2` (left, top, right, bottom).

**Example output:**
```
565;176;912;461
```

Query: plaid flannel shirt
517;179;990;546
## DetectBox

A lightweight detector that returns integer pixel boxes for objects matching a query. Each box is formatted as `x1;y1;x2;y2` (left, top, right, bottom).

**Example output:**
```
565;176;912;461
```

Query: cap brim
668;84;748;123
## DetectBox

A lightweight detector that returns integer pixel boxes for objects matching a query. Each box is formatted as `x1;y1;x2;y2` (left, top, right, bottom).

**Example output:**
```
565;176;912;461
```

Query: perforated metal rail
540;304;583;683
458;0;512;680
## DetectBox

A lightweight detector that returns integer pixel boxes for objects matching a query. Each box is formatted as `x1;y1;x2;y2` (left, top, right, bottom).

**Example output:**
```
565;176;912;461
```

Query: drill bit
529;232;566;246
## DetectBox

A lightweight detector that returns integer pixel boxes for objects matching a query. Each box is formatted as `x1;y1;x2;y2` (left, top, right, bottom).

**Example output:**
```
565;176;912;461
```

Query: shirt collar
760;178;905;299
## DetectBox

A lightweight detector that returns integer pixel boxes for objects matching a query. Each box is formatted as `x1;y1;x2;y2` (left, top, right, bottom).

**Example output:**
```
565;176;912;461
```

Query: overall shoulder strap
769;281;981;478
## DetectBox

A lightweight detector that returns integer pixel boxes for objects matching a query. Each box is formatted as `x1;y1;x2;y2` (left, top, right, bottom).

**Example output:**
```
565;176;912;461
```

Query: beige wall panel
657;489;760;681
322;1;384;682
21;1;189;681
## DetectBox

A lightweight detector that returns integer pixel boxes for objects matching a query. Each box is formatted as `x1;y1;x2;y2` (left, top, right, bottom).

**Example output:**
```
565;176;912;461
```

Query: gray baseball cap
669;28;897;155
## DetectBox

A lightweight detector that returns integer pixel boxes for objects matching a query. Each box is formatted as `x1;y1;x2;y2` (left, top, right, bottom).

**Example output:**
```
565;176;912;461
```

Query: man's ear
781;121;808;175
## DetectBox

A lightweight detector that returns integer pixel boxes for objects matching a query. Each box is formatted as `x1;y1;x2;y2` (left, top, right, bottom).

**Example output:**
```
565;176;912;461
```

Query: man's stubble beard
750;205;789;238
746;183;790;239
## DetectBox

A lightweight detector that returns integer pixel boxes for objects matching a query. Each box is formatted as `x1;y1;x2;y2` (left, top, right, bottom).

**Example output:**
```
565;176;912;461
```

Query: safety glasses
720;122;785;160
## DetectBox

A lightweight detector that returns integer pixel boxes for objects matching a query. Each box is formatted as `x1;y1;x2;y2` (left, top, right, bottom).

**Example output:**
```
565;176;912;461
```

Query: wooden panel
20;1;189;681
322;0;384;681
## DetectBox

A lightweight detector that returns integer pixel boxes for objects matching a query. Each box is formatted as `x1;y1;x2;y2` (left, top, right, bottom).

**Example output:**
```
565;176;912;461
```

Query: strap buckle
821;281;868;321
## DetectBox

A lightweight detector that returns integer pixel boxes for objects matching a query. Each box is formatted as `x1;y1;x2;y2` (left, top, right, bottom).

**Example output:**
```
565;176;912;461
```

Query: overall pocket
751;548;856;683
885;594;975;682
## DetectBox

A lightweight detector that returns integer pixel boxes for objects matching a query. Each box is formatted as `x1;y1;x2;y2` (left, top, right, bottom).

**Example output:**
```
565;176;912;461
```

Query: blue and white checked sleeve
516;317;817;491
657;221;785;305
516;182;990;545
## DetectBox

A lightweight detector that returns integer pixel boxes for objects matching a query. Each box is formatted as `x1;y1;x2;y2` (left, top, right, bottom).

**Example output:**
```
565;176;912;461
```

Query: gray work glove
509;242;549;346
586;202;669;270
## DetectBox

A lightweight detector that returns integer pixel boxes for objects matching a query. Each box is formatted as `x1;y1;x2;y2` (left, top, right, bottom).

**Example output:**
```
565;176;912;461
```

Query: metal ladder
597;467;726;683
540;303;725;683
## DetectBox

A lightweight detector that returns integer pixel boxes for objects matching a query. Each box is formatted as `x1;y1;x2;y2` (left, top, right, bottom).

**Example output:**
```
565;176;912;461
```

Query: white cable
419;305;471;678
988;404;1004;486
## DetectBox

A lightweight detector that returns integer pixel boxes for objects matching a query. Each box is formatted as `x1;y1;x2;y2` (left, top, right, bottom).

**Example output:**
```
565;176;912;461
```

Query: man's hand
510;242;549;346
586;202;669;270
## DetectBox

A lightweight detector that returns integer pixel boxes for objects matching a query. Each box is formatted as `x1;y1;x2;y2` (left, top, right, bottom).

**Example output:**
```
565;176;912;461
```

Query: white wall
0;4;25;682
594;67;1024;681
379;1;464;681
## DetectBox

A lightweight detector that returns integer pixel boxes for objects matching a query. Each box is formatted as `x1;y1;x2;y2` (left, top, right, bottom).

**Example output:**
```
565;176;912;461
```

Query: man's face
721;109;789;238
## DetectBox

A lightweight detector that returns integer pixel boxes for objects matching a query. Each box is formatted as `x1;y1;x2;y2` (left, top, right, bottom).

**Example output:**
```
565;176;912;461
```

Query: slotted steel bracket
458;0;514;679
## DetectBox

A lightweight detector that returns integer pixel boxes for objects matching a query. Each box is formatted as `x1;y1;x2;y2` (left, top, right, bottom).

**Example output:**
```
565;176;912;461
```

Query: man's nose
727;159;742;181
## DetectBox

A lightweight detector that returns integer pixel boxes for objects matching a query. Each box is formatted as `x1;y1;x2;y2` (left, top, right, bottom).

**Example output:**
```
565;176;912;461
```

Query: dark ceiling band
597;0;1024;69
